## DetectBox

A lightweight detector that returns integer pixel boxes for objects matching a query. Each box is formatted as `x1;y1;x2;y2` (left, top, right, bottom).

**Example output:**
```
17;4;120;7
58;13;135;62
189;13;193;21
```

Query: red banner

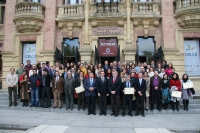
98;38;118;57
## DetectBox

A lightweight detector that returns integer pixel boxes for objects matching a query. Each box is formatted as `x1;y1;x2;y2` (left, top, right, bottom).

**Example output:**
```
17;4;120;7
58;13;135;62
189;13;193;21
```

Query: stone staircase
0;90;200;114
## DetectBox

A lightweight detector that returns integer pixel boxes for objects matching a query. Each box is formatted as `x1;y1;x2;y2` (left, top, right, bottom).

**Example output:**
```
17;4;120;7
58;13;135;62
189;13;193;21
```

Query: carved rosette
13;2;45;33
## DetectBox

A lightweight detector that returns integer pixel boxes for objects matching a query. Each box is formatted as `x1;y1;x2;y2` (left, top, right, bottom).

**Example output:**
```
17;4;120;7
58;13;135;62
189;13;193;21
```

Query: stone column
123;0;136;63
79;0;92;63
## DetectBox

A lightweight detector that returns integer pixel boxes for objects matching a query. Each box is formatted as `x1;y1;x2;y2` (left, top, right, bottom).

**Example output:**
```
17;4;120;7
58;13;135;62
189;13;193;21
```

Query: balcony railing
15;2;45;15
132;1;160;15
57;4;84;18
95;2;119;13
175;0;200;10
13;2;45;33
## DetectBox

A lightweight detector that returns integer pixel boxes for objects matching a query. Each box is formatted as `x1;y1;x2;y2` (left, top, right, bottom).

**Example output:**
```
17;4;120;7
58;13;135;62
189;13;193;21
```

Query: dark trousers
172;99;179;110
87;95;96;113
17;82;21;98
151;90;161;110
42;86;51;106
122;95;133;113
8;87;17;105
110;94;120;113
99;95;107;113
78;92;85;109
136;96;144;115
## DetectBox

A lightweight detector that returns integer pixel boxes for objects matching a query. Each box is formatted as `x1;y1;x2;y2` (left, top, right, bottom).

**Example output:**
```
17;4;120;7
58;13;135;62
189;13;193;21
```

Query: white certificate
183;82;194;89
171;91;182;98
124;88;134;95
75;86;85;93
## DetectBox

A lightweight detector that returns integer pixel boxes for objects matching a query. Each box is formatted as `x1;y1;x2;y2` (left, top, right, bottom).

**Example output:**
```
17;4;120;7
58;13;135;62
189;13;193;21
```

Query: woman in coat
181;74;192;111
76;71;86;110
170;73;181;111
162;74;170;110
20;74;29;107
143;71;150;111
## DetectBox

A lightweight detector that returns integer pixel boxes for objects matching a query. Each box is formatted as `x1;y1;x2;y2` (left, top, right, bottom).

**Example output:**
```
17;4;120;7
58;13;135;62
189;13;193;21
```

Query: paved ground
0;109;200;133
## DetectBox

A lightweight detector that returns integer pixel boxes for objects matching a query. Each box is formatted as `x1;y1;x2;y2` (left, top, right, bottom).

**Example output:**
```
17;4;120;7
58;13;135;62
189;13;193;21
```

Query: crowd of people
6;59;195;117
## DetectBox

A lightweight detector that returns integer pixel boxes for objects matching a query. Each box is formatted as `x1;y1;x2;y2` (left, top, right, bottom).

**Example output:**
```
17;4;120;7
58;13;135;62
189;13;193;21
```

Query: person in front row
135;72;146;117
52;71;64;109
64;71;75;110
97;71;109;116
108;71;121;117
121;74;135;117
84;73;97;115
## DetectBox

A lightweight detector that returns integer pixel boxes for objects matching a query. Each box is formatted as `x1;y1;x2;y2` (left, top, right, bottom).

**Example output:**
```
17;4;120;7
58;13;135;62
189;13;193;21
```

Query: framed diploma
183;82;194;89
75;86;85;93
124;88;134;95
171;91;182;98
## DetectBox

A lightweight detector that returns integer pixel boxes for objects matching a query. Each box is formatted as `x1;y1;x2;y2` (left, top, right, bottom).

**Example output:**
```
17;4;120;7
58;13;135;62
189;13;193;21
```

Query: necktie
90;79;93;86
102;77;104;83
113;77;116;83
140;79;142;85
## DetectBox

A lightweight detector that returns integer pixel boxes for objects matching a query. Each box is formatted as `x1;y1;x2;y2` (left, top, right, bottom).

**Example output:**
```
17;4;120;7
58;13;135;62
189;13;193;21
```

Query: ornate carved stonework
174;0;200;28
13;2;45;33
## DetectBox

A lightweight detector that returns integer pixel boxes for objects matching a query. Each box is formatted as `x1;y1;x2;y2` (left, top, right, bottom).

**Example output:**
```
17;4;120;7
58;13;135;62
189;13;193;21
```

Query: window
64;0;82;4
24;0;41;3
134;0;153;2
0;6;5;24
0;0;6;4
95;0;121;2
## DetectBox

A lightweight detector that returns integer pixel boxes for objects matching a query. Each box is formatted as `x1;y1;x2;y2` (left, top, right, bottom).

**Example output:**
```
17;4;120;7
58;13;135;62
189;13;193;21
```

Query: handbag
74;92;78;98
190;88;195;95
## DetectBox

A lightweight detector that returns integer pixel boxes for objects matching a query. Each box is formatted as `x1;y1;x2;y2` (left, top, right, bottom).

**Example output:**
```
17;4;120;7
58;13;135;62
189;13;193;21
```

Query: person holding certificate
181;74;192;111
76;71;86;111
97;71;109;116
84;73;97;115
121;74;135;117
170;73;181;111
135;72;146;117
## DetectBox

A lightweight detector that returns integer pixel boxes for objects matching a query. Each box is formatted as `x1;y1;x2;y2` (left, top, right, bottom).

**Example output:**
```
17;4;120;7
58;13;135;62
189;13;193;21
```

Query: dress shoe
122;113;125;117
93;112;96;115
53;106;57;109
35;106;38;108
9;104;12;107
158;109;161;111
115;112;118;117
111;112;115;116
141;114;145;117
30;105;34;107
66;107;70;110
99;112;103;115
83;108;85;111
78;108;80;111
129;113;133;117
177;109;179;111
59;107;62;109
135;113;139;116
14;103;17;106
104;112;107;116
87;112;90;115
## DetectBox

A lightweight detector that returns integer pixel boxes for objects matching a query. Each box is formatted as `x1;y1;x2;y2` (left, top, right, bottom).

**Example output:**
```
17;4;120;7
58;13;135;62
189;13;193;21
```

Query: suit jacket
103;65;110;77
150;76;163;90
52;76;64;94
134;78;146;97
41;74;52;87
64;77;75;94
62;72;68;79
108;76;121;95
96;77;109;96
84;78;97;97
121;80;135;96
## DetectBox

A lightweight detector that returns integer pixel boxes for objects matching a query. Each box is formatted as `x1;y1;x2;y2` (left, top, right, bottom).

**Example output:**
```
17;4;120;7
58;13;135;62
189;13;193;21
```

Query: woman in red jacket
170;73;181;111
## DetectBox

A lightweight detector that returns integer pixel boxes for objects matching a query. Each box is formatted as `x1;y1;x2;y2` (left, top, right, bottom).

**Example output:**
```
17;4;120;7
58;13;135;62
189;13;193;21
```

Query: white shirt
29;69;39;77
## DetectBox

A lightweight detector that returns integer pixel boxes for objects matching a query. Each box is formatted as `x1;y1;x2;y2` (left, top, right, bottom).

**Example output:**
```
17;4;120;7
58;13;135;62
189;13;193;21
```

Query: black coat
76;76;86;87
108;76;121;96
41;74;52;87
134;78;146;97
96;77;109;96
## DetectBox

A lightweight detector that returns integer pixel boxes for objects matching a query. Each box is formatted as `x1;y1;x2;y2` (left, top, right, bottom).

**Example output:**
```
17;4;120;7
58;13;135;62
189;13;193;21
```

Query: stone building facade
0;0;200;89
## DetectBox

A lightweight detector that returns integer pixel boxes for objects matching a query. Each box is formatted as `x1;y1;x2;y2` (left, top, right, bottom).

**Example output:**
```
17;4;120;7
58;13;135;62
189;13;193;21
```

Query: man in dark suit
62;67;68;79
135;72;146;117
108;71;121;117
71;67;78;79
150;70;163;111
52;71;64;109
103;60;110;77
97;71;109;116
41;68;53;107
84;73;97;115
121;74;135;117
